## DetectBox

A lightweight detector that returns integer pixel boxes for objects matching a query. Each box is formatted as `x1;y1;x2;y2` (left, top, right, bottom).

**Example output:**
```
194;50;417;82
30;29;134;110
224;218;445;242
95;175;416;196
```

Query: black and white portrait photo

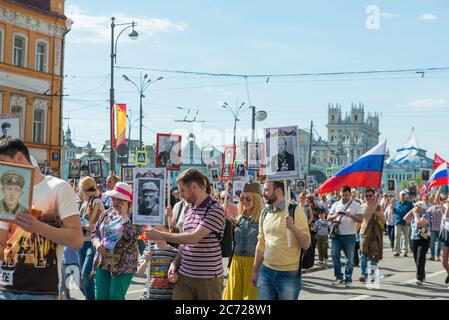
121;166;135;184
265;126;301;181
156;134;182;171
211;168;219;181
0;116;20;140
387;179;396;192
88;160;102;178
234;163;246;178
247;142;264;169
133;167;166;225
221;146;236;180
69;159;81;179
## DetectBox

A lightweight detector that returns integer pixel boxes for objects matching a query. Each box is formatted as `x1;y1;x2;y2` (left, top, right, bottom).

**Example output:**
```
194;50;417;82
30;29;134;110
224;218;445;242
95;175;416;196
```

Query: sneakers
402;253;408;257
332;278;344;286
359;276;367;283
391;247;395;252
429;256;435;261
394;253;400;257
345;282;353;288
416;279;423;285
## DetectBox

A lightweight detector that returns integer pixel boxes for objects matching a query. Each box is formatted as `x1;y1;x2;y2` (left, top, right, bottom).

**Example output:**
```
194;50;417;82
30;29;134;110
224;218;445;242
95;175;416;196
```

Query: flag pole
284;180;292;248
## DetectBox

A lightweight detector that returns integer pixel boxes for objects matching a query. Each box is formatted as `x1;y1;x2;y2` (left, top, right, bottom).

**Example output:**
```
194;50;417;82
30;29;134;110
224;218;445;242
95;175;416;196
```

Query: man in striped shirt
146;168;225;300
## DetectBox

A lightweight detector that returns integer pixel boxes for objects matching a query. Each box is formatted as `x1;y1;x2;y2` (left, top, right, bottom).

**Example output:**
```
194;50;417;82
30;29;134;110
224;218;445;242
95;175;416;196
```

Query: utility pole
307;121;313;177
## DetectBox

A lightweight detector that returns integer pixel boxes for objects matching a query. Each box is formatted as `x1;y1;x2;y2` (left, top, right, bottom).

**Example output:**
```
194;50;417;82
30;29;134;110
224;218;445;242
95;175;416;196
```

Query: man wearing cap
139;181;160;216
393;191;414;257
0;171;28;218
0;122;11;140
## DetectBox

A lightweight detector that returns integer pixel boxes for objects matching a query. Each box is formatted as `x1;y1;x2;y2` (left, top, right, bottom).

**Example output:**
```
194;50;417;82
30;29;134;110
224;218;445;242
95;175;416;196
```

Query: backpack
261;203;312;275
203;200;233;258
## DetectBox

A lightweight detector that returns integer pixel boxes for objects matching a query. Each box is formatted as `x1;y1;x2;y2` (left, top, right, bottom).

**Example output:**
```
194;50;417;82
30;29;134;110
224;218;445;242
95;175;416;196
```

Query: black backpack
203;200;233;258
261;203;312;275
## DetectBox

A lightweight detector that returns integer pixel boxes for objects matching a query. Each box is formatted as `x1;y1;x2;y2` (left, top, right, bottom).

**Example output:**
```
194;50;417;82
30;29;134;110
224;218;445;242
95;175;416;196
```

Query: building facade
0;0;69;175
299;103;381;186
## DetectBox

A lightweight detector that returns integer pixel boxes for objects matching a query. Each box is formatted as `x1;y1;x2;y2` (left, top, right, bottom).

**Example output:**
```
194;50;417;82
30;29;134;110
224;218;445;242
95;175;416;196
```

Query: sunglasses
240;196;252;202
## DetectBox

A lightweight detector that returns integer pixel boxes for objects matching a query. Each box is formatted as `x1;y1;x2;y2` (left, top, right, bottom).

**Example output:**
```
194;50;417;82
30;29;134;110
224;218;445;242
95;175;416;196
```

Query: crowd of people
0;137;448;301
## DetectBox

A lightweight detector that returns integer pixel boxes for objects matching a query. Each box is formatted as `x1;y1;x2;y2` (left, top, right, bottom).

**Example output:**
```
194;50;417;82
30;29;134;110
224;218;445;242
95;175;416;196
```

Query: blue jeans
430;231;442;258
78;241;96;300
359;234;378;279
331;234;356;283
386;225;395;248
60;263;80;300
0;291;58;300
257;264;301;300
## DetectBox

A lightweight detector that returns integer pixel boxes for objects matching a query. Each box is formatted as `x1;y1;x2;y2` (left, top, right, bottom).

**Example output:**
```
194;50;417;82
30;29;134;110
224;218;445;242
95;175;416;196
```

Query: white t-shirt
0;176;79;295
329;200;363;235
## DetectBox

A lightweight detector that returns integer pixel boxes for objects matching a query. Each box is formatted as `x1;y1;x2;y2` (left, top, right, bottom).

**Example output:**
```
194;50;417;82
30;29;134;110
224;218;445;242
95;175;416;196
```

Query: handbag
439;217;449;243
329;200;353;239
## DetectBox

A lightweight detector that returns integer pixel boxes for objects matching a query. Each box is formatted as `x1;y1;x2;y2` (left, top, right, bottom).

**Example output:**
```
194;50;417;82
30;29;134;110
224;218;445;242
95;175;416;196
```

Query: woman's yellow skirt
223;255;258;300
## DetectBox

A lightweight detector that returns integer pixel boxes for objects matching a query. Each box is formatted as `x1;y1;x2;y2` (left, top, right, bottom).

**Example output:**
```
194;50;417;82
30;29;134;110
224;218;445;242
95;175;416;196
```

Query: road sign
136;150;148;165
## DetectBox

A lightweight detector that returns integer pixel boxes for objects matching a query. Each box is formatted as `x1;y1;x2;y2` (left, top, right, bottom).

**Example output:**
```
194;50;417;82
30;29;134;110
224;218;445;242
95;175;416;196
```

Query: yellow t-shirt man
256;204;311;271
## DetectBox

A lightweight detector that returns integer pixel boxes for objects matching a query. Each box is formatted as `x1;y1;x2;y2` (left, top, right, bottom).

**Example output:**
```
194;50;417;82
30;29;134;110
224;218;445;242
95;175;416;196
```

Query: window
332;115;335;121
33;109;44;143
11;105;23;139
355;115;358;122
35;40;48;72
13;34;28;67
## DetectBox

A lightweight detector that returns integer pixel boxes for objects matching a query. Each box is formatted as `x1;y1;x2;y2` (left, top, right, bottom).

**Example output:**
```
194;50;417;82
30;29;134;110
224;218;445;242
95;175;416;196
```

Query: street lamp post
110;17;138;173
222;102;250;146
123;72;163;150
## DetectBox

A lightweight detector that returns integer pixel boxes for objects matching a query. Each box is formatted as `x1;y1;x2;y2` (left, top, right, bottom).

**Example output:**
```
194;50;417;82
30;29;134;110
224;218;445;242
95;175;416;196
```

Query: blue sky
63;0;449;161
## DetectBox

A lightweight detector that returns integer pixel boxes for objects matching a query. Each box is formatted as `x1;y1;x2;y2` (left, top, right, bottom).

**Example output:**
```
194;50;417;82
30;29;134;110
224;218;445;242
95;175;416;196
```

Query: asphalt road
69;236;449;300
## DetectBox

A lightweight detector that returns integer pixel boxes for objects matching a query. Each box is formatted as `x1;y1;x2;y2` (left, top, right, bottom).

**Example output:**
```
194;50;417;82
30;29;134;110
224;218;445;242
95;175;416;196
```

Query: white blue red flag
425;163;448;193
317;141;386;194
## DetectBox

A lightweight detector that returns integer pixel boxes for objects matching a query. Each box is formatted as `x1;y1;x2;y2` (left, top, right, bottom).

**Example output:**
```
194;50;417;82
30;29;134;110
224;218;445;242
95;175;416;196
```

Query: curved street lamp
109;17;138;173
222;101;251;146
123;73;163;150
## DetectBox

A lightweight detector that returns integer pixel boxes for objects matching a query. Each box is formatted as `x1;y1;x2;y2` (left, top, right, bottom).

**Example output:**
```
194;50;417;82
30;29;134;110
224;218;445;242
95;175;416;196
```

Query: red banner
434;154;449;170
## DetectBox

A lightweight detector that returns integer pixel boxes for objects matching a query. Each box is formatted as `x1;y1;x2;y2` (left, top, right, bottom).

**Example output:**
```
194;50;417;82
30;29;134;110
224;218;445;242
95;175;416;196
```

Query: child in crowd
60;246;80;300
315;211;330;265
137;225;178;300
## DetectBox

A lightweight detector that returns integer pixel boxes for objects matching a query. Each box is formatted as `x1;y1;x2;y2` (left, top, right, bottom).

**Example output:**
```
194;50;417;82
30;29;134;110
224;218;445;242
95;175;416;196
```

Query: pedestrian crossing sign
136;150;147;165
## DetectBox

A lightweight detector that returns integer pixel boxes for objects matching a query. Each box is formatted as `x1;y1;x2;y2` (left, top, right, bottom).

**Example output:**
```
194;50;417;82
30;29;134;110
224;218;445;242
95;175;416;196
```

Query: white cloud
66;5;188;44
380;12;400;19
407;98;448;108
418;13;438;21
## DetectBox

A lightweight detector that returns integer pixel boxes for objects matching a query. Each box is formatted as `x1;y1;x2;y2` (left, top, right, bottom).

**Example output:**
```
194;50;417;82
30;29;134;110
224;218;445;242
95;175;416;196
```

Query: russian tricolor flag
425;162;448;193
317;141;386;194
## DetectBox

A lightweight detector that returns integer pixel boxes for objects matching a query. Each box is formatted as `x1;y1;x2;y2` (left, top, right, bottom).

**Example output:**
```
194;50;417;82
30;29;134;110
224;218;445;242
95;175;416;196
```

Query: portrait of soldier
0;122;11;140
271;136;295;172
0;170;28;216
139;180;160;216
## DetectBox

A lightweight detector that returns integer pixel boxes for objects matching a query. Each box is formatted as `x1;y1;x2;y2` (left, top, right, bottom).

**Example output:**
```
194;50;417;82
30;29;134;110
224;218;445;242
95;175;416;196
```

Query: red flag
434;154;449;170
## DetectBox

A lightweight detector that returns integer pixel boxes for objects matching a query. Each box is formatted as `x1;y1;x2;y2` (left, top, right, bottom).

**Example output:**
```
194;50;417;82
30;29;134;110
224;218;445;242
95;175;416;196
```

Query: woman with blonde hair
224;182;264;300
78;176;105;300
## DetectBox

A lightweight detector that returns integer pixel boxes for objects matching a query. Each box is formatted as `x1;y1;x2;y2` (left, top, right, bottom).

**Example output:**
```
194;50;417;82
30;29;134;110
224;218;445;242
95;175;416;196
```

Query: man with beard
252;181;310;300
145;168;225;300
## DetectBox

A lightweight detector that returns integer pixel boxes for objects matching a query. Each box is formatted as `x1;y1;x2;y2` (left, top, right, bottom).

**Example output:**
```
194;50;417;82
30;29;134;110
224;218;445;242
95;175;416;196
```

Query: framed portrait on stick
156;134;182;171
133;167;166;226
68;159;81;179
88;159;102;178
221;146;236;181
0;162;34;223
0;115;21;140
264;126;301;181
121;165;135;184
247;142;264;169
